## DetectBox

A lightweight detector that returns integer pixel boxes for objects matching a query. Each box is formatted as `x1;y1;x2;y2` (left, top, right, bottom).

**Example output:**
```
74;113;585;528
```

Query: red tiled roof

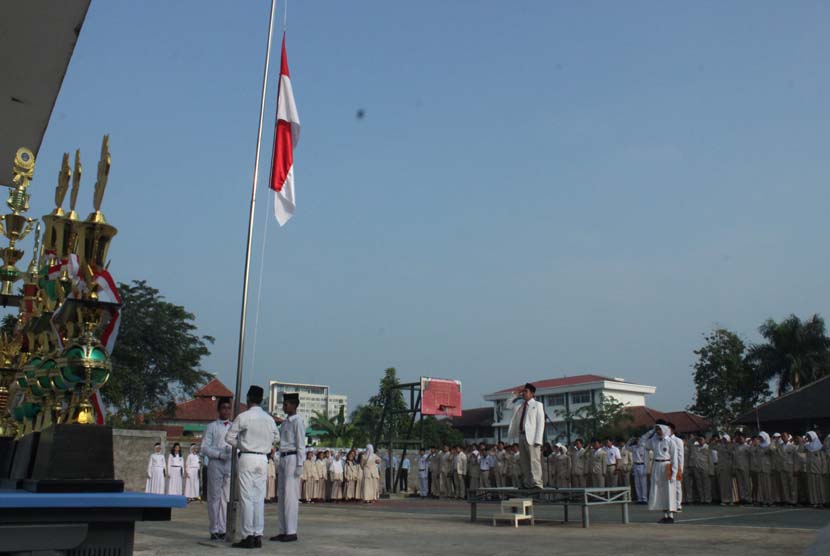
626;406;711;435
496;374;619;394
663;411;711;435
170;397;247;422
195;378;234;398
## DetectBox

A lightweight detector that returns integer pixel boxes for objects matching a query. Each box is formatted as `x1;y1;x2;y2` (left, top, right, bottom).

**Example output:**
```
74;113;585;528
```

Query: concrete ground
135;498;830;556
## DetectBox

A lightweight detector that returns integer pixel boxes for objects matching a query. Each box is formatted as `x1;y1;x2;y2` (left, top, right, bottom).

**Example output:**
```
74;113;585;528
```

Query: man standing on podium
507;383;545;489
270;392;306;543
225;385;278;549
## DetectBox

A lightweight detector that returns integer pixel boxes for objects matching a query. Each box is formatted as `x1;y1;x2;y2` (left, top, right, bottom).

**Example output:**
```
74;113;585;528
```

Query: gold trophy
0;148;36;298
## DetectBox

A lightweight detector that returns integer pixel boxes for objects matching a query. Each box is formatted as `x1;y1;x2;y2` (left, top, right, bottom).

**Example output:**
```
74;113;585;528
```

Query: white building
484;374;656;443
268;380;348;422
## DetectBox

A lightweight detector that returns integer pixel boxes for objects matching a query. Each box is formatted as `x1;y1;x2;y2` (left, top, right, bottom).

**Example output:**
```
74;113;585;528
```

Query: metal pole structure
227;0;278;541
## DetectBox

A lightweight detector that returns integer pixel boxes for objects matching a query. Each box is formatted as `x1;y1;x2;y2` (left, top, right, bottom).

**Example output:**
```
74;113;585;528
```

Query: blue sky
23;1;830;414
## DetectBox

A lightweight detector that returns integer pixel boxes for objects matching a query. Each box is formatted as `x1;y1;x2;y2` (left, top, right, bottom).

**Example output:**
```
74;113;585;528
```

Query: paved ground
135;498;830;556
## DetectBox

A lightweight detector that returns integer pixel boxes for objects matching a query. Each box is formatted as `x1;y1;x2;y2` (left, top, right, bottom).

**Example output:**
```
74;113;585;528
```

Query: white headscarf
759;432;770;448
365;444;374;460
657;424;671;438
806;431;823;452
720;433;731;443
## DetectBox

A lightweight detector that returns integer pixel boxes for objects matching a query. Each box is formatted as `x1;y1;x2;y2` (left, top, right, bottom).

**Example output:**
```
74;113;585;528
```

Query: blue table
0;490;186;554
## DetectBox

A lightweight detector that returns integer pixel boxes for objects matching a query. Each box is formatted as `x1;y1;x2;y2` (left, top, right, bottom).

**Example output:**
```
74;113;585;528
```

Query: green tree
689;328;768;428
555;396;633;441
102;280;214;425
308;406;354;447
747;314;830;395
349;367;409;446
413;415;464;448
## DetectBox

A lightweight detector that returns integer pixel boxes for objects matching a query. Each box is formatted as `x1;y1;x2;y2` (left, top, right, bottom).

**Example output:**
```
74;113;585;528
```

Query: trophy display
0;136;124;492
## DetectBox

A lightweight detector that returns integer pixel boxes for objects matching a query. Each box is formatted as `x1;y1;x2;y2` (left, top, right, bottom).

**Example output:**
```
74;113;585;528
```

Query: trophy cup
0;148;36;299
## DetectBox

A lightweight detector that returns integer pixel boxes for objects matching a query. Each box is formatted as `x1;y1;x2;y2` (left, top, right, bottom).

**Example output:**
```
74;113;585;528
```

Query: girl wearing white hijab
145;443;166;494
754;432;773;506
329;451;345;501
184;444;201;501
166;443;184;496
802;431;824;507
361;444;380;503
640;425;679;523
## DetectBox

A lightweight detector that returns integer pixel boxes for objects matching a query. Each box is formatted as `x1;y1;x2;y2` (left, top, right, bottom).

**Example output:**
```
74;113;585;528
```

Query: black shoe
279;534;298;542
254;536;262;548
217;533;226;541
269;534;286;542
232;536;256;549
665;517;675;524
210;533;220;541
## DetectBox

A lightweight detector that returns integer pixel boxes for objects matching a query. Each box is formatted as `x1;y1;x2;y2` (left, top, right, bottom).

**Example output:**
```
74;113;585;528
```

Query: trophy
0;148;36;298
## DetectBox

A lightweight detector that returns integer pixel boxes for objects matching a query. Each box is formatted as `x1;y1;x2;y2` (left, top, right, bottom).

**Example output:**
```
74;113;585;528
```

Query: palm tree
308;405;353;447
747;314;830;395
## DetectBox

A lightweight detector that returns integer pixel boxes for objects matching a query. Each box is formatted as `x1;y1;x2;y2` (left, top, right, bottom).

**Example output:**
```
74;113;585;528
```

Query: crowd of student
147;430;830;510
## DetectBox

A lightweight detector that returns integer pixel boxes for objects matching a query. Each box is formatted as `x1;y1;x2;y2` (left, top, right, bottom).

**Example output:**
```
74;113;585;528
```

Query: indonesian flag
270;34;300;226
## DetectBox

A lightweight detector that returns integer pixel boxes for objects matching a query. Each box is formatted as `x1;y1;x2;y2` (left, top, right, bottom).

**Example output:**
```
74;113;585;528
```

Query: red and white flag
270;34;300;226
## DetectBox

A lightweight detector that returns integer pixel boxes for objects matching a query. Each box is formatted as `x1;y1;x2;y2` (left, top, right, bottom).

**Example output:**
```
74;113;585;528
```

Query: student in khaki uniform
707;438;718;503
570;439;587;488
432;447;443;496
588;439;605;487
775;433;797;505
541;444;552;487
495;442;507;487
689;436;710;504
439;445;452;497
802;431;824;507
554;444;572;488
732;433;752;504
716;434;735;505
617;440;633;488
756;432;774;506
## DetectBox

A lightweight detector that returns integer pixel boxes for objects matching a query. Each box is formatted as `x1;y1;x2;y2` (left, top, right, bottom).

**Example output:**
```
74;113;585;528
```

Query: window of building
546;394;566;406
571;390;591;405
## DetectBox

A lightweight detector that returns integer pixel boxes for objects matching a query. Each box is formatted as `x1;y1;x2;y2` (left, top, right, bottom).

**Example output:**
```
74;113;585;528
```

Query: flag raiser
269;34;300;226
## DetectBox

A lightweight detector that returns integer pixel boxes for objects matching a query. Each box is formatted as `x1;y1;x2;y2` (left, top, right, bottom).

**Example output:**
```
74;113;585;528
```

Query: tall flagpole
227;0;278;541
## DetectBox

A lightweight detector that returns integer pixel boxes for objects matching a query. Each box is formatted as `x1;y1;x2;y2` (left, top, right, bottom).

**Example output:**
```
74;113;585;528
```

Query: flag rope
249;189;272;373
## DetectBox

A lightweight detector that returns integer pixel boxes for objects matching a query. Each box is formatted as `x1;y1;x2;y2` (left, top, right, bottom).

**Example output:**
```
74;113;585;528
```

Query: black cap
283;392;300;405
247;385;264;404
524;382;536;393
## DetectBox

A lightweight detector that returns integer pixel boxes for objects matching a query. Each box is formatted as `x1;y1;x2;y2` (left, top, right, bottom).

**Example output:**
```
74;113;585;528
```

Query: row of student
145;442;202;501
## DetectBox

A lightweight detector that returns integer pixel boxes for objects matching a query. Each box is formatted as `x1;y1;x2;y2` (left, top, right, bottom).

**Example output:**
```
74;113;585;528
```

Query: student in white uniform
270;392;306;543
185;443;201;501
201;397;233;541
507;382;546;488
146;443;166;494
330;451;344;501
668;422;684;511
641;424;679;523
167;443;184;495
226;385;278;549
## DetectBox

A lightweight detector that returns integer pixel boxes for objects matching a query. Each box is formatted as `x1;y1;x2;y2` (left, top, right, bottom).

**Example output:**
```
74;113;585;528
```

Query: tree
747;314;830;396
554;396;633;441
412;415;464;448
689;328;769;428
349;367;409;446
308;406;354;447
102;280;214;425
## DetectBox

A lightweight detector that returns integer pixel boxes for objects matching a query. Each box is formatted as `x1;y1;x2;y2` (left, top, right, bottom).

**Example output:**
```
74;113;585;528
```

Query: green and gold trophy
0;136;124;492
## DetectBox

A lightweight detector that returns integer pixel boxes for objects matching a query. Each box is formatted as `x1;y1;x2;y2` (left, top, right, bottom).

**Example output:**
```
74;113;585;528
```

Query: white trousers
418;472;428;497
238;454;268;537
633;464;648;502
278;454;301;536
675;466;683;507
207;461;230;534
